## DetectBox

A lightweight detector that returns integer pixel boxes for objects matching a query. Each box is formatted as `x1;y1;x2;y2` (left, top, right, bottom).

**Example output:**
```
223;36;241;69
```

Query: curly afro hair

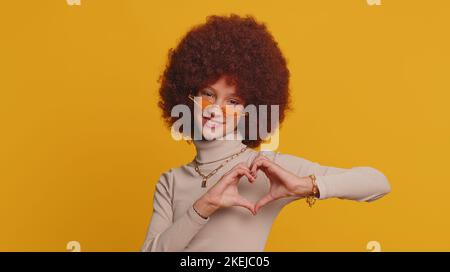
158;14;292;148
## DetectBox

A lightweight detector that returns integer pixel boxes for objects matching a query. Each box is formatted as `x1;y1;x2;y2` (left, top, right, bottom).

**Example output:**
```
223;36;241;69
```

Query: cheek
193;110;204;128
223;115;240;130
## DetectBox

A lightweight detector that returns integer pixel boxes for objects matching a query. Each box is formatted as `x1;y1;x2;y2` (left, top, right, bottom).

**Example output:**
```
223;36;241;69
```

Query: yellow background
1;0;449;252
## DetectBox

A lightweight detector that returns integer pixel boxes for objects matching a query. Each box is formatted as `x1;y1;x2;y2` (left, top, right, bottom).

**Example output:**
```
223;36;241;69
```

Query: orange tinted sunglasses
188;94;248;117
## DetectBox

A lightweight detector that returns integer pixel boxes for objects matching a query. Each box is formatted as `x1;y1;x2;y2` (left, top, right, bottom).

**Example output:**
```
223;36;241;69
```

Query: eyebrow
205;86;218;93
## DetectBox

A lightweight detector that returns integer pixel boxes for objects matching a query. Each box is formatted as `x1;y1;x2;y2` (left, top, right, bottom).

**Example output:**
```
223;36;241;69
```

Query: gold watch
306;174;319;207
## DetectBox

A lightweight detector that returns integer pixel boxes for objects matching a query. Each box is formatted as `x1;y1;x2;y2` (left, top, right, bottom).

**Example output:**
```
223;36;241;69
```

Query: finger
250;158;271;175
234;196;256;215
243;170;256;183
250;159;260;174
226;163;250;177
255;193;273;213
234;165;252;174
239;169;256;183
228;168;255;184
232;162;250;171
249;155;264;171
250;155;271;173
250;157;262;174
230;168;250;178
224;164;248;179
241;166;256;180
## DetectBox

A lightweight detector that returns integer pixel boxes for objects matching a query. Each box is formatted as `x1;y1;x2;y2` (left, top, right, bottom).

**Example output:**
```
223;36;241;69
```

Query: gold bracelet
306;174;318;207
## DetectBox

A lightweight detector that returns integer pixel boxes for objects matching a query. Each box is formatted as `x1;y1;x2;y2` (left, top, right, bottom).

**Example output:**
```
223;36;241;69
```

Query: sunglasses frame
188;94;248;117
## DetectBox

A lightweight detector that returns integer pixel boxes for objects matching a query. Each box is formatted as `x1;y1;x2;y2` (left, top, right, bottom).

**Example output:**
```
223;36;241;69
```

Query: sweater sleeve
267;152;391;202
140;170;210;252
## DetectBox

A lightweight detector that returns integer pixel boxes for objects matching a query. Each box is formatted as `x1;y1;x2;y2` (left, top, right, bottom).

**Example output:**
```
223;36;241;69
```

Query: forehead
207;76;237;95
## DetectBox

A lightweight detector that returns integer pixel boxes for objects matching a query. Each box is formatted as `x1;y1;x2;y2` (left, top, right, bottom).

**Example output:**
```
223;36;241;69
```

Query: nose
204;102;223;118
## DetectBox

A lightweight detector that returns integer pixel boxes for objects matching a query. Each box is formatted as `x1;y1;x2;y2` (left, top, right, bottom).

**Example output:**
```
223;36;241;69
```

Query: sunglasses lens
201;99;212;109
222;106;244;117
193;96;244;117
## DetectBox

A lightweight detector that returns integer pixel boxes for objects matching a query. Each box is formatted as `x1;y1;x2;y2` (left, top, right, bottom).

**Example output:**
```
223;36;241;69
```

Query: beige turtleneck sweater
140;139;391;252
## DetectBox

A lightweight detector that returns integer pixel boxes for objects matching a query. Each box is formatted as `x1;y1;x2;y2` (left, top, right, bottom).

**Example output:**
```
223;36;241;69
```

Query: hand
195;162;257;217
250;153;314;213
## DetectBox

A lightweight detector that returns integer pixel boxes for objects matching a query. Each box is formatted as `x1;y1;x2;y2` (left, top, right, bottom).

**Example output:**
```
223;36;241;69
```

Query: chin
202;126;225;140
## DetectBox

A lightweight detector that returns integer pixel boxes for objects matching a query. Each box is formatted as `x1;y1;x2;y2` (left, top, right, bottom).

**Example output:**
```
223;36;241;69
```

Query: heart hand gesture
202;162;257;216
250;154;314;213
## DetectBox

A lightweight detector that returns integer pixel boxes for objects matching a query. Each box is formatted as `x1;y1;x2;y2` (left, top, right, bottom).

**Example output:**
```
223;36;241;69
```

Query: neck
193;135;247;164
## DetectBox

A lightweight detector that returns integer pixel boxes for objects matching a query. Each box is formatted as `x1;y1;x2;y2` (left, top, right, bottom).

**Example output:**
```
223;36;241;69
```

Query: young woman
141;14;391;252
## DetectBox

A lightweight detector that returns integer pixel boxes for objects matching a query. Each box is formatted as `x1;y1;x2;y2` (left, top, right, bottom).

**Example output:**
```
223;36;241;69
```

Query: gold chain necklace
193;146;248;188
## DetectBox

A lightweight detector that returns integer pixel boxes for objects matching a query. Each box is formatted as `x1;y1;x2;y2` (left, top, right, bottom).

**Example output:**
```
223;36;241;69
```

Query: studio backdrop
1;0;449;251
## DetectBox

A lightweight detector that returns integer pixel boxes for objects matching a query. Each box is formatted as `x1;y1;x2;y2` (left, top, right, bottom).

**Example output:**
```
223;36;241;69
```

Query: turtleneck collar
193;136;248;164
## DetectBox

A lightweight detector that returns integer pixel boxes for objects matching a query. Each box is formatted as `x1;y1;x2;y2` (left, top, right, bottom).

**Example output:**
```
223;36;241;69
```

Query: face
192;76;246;141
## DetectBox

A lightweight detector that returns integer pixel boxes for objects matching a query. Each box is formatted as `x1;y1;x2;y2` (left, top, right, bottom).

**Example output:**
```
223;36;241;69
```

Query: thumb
255;193;273;214
234;196;256;215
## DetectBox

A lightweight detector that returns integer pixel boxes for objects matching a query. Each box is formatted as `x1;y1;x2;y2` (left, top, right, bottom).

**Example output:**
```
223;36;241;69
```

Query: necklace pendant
194;146;248;189
201;178;207;188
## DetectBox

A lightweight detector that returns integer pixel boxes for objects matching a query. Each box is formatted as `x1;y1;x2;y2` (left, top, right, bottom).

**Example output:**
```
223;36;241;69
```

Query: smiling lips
203;116;224;128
